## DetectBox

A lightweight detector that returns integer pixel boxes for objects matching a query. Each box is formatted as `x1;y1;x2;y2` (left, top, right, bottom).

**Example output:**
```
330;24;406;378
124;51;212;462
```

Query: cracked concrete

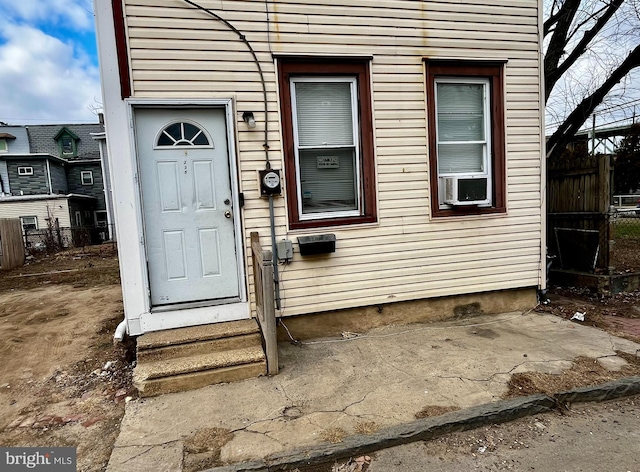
106;311;640;472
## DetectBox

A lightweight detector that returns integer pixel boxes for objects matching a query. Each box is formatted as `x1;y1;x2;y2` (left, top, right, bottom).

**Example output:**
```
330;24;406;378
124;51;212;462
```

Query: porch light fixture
242;111;256;129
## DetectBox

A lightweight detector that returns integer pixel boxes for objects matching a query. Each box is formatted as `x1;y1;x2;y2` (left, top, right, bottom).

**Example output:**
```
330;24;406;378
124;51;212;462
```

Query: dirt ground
611;238;640;272
366;396;640;472
535;285;640;344
0;245;134;472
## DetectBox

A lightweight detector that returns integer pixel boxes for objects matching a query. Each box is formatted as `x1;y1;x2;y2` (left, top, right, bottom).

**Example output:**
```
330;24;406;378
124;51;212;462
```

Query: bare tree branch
544;0;568;36
548;0;624;100
547;44;640;160
565;4;611;43
545;0;582;100
545;10;564;36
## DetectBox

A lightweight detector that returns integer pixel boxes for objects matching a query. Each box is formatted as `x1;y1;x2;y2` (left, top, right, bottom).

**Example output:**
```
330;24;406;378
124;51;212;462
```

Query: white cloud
0;21;101;124
0;0;94;31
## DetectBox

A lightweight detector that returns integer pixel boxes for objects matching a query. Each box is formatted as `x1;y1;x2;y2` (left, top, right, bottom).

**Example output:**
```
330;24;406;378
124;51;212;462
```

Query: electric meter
259;169;282;196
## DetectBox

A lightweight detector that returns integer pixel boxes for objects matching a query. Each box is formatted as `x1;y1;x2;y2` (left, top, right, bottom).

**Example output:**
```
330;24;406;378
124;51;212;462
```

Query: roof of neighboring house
574;123;637;140
0;193;96;202
0;126;30;154
65;159;104;165
27;123;104;161
0;153;68;165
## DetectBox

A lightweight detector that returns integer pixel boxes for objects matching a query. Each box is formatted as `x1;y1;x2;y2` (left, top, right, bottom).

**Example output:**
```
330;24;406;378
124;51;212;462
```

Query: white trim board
140;302;250;333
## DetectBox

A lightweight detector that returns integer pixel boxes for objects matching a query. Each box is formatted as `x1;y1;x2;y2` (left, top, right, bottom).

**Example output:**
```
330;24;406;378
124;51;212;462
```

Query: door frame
127;99;248;332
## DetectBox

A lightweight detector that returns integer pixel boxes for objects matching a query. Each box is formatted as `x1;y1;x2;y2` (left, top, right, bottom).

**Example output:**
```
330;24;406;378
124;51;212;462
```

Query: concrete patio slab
107;311;640;472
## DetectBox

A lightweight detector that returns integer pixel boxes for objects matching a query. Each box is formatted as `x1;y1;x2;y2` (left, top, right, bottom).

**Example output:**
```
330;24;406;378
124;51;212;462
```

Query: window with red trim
278;58;376;229
425;60;506;217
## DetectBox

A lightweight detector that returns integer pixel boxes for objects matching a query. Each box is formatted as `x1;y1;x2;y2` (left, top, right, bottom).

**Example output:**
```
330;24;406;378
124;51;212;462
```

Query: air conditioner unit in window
443;176;490;206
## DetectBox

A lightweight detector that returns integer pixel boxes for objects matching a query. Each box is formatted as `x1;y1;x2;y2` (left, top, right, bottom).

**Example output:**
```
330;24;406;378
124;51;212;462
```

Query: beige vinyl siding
123;0;543;316
0;199;72;228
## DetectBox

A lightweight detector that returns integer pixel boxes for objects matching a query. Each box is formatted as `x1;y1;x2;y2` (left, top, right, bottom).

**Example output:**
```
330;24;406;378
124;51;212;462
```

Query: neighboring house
0;123;114;244
94;1;546;338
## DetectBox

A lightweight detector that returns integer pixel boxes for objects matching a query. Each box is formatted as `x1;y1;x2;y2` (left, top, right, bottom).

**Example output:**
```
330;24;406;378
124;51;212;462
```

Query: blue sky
0;0;101;124
0;0;636;132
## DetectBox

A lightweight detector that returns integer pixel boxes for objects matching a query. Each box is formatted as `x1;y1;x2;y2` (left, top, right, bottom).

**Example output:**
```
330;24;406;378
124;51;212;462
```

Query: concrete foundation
277;287;538;341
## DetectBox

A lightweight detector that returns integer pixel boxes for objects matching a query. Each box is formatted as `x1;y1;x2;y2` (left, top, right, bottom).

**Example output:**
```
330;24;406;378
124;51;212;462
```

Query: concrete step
136;345;266;380
137;331;263;362
134;345;267;397
137;319;260;351
135;361;267;397
134;320;268;397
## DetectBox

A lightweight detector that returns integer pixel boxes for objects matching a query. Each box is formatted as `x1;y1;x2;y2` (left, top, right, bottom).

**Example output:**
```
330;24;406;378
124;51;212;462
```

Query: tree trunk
544;0;582;100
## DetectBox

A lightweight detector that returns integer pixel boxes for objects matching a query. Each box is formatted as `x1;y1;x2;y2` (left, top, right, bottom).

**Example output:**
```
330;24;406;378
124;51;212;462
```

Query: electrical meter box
259;169;282;196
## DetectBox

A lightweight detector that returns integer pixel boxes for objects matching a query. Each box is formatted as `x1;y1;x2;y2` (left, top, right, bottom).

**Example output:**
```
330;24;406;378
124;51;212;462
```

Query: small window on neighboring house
54;127;79;157
425;60;506;217
62;136;73;154
278;58;377;229
95;210;107;227
81;170;93;185
0;133;15;153
20;216;38;233
75;211;82;227
18;166;34;176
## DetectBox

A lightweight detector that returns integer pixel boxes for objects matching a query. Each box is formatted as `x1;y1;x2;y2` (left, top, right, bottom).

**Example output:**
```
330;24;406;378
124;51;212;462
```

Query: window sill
431;205;507;219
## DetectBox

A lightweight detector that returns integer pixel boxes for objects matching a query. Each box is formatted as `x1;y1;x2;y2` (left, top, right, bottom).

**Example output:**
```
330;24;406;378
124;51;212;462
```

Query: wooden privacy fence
250;232;278;375
547;154;613;272
547;154;611;213
0;218;25;270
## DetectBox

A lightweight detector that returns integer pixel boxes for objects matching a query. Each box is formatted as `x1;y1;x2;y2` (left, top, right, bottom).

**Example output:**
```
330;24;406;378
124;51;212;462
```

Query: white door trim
140;302;250;333
126;99;248;331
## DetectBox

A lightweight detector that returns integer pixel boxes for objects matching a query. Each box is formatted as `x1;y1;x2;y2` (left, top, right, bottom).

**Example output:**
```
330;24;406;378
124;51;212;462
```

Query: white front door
135;108;240;307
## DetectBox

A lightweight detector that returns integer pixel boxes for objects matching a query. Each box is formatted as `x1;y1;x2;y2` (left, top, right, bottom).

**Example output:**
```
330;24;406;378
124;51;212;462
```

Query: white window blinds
291;77;360;218
294;82;354;147
436;82;487;174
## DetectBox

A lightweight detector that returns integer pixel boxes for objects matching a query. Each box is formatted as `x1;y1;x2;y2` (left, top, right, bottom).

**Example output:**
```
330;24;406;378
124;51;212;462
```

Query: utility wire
594;97;640;114
546;97;640;130
181;0;271;168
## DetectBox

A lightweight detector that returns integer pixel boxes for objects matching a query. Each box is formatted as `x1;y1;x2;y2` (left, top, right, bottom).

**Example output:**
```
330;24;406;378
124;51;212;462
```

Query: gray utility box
277;239;294;261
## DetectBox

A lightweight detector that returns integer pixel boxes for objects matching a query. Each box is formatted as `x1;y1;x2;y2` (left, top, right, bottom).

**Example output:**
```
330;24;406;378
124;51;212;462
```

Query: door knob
224;210;232;219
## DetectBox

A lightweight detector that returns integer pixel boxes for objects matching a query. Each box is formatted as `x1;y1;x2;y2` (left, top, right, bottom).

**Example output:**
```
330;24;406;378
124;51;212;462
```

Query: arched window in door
155;121;212;148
